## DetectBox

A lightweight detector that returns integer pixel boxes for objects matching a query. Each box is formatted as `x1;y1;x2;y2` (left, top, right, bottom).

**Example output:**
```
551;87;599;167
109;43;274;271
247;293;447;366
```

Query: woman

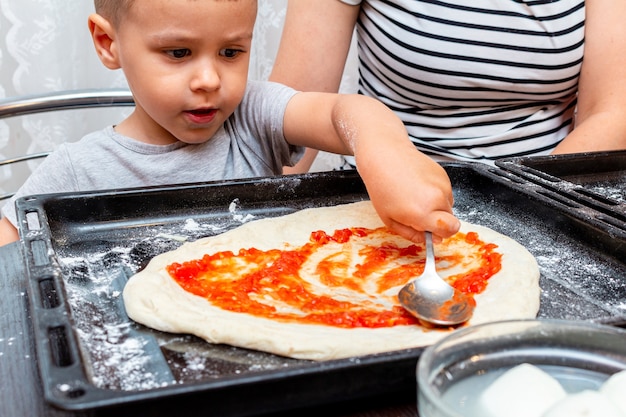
271;0;626;171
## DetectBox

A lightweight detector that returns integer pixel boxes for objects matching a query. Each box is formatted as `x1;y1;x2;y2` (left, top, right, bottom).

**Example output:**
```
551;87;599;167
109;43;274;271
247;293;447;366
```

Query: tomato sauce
166;228;502;328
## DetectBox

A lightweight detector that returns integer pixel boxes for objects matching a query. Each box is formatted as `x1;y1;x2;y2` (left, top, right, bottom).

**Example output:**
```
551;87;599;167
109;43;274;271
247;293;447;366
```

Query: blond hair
93;0;134;26
94;0;254;27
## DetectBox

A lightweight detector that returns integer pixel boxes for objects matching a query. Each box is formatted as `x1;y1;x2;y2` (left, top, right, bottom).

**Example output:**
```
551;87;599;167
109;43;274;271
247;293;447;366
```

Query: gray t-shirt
2;80;302;226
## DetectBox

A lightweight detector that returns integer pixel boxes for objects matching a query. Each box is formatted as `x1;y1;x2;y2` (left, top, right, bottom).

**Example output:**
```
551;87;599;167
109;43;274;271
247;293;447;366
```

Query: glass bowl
417;319;626;417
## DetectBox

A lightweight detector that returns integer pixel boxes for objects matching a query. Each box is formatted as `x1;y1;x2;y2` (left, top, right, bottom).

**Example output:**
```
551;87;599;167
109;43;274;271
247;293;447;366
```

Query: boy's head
89;0;257;146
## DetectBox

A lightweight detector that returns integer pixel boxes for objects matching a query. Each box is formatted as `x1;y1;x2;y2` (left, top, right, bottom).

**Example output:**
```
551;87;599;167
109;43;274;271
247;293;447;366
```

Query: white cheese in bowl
601;369;626;414
477;364;626;417
477;363;566;417
543;390;623;417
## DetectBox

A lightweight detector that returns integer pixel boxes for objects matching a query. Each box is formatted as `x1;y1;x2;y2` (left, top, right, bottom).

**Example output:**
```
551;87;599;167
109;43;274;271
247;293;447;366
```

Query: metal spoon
398;231;475;326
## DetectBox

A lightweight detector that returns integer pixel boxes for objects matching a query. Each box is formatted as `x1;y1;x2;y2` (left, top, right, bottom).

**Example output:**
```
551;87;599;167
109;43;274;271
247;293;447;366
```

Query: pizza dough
123;201;540;361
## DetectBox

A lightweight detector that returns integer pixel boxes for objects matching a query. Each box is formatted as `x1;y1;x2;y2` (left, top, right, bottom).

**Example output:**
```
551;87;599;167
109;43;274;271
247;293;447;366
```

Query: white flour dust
53;208;289;392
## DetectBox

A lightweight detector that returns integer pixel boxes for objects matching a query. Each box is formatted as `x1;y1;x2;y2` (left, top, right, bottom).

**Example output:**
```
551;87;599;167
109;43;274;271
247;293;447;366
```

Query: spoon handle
423;232;438;275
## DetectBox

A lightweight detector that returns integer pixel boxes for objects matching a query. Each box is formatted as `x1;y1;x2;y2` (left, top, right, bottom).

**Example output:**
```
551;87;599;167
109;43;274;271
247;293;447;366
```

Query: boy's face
111;0;256;145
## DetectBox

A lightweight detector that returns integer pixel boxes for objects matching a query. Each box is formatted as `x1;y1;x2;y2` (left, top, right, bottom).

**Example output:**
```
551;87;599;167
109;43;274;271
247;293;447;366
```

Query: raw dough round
123;201;540;360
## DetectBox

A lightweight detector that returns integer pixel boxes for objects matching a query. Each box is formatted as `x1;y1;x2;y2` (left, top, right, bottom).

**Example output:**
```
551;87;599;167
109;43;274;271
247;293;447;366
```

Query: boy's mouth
188;108;217;116
185;108;218;124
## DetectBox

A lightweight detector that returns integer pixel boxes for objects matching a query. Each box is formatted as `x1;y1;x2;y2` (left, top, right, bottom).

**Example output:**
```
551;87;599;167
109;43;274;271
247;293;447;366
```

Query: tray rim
496;150;626;222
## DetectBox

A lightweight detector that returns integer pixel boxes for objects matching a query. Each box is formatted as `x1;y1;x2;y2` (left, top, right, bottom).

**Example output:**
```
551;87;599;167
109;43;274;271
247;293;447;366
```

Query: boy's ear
88;13;121;70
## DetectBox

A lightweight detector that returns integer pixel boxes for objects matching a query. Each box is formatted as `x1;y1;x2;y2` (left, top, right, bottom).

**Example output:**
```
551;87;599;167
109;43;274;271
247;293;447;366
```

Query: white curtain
0;0;357;197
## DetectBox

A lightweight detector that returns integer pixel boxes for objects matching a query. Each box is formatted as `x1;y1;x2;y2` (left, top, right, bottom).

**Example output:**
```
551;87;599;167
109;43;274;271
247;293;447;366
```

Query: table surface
0;242;418;417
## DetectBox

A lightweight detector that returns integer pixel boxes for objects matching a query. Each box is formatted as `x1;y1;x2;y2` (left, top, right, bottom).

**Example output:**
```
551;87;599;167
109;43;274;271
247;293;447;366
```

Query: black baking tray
496;150;626;231
16;163;626;416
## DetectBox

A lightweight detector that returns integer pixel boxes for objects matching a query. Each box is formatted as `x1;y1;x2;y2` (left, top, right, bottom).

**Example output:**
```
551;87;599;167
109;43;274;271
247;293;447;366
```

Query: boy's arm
0;217;19;246
283;92;460;242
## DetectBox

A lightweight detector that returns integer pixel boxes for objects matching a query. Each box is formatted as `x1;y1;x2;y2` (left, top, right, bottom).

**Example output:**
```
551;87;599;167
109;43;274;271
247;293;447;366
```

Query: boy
0;0;459;245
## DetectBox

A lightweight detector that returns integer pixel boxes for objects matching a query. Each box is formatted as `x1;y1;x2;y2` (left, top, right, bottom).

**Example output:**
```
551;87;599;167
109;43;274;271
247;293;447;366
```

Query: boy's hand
355;133;460;243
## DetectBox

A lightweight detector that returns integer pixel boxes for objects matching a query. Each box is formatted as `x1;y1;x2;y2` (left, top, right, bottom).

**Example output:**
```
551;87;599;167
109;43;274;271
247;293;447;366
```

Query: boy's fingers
385;211;460;244
430;211;461;240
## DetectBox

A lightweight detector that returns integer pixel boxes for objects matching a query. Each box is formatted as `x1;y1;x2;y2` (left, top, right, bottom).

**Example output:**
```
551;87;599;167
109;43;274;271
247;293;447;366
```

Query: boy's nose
190;63;221;92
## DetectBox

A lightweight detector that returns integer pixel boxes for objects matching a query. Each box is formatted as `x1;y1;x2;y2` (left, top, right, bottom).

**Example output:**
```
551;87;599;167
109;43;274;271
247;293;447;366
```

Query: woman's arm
270;0;359;92
271;0;360;173
552;0;626;154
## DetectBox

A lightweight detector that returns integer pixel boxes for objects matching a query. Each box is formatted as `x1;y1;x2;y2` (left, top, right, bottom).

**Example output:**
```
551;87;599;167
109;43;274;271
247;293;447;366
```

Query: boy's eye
220;48;241;59
166;49;191;59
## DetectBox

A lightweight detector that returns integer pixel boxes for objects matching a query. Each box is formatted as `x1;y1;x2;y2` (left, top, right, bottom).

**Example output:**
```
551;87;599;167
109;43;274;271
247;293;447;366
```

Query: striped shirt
340;0;585;163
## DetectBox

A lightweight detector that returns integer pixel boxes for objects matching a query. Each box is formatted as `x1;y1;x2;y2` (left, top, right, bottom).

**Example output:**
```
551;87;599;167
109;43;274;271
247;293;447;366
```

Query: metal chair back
0;89;134;201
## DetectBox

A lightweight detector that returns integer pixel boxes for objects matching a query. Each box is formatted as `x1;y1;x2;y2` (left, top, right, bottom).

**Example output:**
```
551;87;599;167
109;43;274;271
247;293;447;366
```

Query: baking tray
16;164;626;416
496;151;626;230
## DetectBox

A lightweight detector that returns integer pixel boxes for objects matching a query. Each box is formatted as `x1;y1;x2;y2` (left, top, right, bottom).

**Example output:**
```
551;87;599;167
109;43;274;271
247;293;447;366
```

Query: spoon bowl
398;232;475;326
